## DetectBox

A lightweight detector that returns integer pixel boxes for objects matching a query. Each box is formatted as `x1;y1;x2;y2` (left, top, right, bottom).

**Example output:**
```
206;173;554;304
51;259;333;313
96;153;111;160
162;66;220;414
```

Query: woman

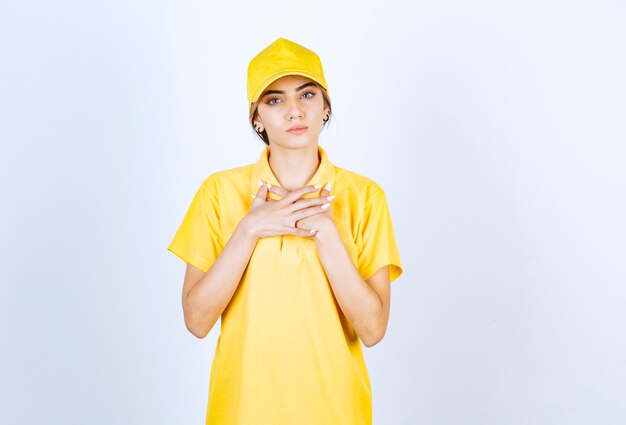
168;37;403;425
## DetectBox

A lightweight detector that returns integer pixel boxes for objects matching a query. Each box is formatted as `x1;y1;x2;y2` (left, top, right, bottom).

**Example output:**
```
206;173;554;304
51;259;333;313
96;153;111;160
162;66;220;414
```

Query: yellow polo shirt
168;145;403;425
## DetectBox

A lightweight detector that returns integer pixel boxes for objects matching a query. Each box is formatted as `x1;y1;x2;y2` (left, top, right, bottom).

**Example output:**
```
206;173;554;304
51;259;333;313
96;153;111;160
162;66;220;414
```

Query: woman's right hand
242;181;335;239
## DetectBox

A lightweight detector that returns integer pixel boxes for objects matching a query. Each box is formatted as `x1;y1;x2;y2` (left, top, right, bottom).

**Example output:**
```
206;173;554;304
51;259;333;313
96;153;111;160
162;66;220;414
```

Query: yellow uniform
168;145;403;424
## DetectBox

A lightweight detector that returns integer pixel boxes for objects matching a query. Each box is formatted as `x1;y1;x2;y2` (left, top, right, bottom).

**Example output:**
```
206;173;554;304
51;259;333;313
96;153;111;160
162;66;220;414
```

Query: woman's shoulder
334;165;386;199
200;164;255;191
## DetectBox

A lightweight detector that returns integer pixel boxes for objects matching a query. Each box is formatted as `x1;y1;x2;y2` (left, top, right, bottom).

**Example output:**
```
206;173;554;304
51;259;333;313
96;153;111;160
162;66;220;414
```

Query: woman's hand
266;183;335;236
242;181;336;239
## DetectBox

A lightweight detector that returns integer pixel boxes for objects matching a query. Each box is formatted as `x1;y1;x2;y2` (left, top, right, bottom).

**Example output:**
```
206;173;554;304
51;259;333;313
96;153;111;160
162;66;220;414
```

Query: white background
1;1;625;424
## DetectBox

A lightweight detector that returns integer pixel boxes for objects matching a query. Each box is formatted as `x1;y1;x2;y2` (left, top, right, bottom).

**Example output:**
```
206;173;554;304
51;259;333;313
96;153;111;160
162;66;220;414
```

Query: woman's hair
248;82;333;146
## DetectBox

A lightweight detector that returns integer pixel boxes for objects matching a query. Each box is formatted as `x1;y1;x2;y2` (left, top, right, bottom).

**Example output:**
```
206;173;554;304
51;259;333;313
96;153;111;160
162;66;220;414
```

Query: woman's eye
266;92;315;105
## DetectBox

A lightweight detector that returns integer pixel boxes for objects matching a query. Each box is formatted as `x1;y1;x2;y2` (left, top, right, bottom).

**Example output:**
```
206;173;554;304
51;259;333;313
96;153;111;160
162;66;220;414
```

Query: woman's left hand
267;183;335;236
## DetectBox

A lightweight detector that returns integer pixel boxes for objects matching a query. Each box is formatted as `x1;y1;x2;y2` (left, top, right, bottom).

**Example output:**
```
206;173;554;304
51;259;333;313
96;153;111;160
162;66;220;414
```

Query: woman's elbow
362;328;386;348
186;322;209;339
184;312;213;339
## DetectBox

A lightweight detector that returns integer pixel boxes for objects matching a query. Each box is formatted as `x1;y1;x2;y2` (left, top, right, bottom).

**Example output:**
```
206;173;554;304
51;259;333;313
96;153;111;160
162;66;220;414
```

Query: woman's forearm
183;218;258;338
313;221;385;347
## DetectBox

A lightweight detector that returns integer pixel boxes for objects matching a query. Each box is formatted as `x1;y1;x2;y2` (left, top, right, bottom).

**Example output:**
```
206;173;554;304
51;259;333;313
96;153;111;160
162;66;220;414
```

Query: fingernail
313;184;322;189
326;195;336;201
258;179;263;187
321;203;331;209
309;228;317;233
266;183;272;189
250;194;256;199
324;183;331;191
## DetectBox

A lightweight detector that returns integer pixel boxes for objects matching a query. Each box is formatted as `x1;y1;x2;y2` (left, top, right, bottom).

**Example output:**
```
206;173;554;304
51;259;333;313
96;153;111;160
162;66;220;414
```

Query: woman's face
254;75;329;149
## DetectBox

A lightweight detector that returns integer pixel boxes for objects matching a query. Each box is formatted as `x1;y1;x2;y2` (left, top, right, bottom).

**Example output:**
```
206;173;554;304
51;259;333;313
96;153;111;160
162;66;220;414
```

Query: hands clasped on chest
243;180;336;240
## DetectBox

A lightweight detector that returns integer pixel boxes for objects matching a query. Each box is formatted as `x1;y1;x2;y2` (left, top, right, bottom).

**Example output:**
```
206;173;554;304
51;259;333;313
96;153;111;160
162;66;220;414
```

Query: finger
268;184;290;199
252;180;268;204
251;192;277;204
317;182;326;196
287;225;318;238
291;203;332;221
279;184;322;205
320;182;331;197
287;194;335;214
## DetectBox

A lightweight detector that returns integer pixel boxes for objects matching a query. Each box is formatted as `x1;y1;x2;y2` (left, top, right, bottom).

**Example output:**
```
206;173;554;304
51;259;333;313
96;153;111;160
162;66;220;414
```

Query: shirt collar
250;145;336;199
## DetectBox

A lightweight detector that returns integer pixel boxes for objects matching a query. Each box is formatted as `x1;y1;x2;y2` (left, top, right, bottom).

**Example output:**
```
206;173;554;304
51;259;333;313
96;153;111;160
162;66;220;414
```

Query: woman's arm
313;220;391;348
181;219;258;339
266;183;392;347
180;183;327;339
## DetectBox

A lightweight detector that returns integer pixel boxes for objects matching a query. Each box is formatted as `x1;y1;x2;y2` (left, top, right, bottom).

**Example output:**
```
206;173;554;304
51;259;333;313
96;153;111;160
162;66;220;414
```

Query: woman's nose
289;110;303;120
287;101;304;120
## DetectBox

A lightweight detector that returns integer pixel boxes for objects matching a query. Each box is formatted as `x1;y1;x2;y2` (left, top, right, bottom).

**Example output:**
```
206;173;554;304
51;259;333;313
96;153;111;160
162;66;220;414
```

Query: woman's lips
287;126;307;134
287;125;308;134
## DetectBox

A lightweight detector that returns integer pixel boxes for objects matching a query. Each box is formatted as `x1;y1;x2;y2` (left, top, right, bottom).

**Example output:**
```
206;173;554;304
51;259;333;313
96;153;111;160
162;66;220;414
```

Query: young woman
168;37;403;425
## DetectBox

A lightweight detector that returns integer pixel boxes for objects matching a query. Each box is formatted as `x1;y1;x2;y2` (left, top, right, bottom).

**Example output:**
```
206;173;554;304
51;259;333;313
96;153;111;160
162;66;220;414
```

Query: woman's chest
219;191;359;265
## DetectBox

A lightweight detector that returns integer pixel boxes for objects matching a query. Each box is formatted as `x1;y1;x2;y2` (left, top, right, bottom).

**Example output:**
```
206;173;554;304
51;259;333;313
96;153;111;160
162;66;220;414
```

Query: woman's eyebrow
262;82;317;97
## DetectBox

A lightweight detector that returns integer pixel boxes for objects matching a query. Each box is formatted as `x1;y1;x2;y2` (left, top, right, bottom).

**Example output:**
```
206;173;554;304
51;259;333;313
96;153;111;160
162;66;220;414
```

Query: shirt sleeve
167;179;224;273
356;191;404;283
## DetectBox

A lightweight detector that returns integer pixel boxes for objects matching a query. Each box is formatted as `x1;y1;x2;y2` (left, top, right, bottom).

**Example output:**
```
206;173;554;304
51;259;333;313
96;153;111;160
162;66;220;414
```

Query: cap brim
250;69;328;105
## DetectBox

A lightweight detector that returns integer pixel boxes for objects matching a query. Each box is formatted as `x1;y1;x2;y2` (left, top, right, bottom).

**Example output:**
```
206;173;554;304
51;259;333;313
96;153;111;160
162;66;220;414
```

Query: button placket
279;234;300;264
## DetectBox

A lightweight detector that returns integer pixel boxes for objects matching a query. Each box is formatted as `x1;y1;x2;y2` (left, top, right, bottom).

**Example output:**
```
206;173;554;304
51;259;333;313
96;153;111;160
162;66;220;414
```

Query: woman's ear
252;111;263;132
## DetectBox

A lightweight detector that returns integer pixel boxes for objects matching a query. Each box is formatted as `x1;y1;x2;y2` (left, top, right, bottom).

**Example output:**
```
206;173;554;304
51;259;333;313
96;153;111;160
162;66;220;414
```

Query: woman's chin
271;137;318;149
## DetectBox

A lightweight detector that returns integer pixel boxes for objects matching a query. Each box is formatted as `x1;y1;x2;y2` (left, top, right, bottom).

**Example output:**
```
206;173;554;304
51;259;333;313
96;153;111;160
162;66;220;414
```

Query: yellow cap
247;37;329;106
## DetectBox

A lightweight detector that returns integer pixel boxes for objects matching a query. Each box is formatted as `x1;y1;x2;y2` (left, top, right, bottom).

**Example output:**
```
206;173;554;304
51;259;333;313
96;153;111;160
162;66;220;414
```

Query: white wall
1;1;625;424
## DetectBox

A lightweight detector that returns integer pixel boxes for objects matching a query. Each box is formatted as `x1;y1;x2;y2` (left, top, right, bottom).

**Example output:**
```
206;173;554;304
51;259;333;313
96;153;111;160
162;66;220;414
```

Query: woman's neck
267;144;321;191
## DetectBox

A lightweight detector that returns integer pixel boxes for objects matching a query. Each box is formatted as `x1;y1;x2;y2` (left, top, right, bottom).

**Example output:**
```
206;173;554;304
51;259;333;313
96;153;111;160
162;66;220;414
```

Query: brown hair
248;83;333;146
